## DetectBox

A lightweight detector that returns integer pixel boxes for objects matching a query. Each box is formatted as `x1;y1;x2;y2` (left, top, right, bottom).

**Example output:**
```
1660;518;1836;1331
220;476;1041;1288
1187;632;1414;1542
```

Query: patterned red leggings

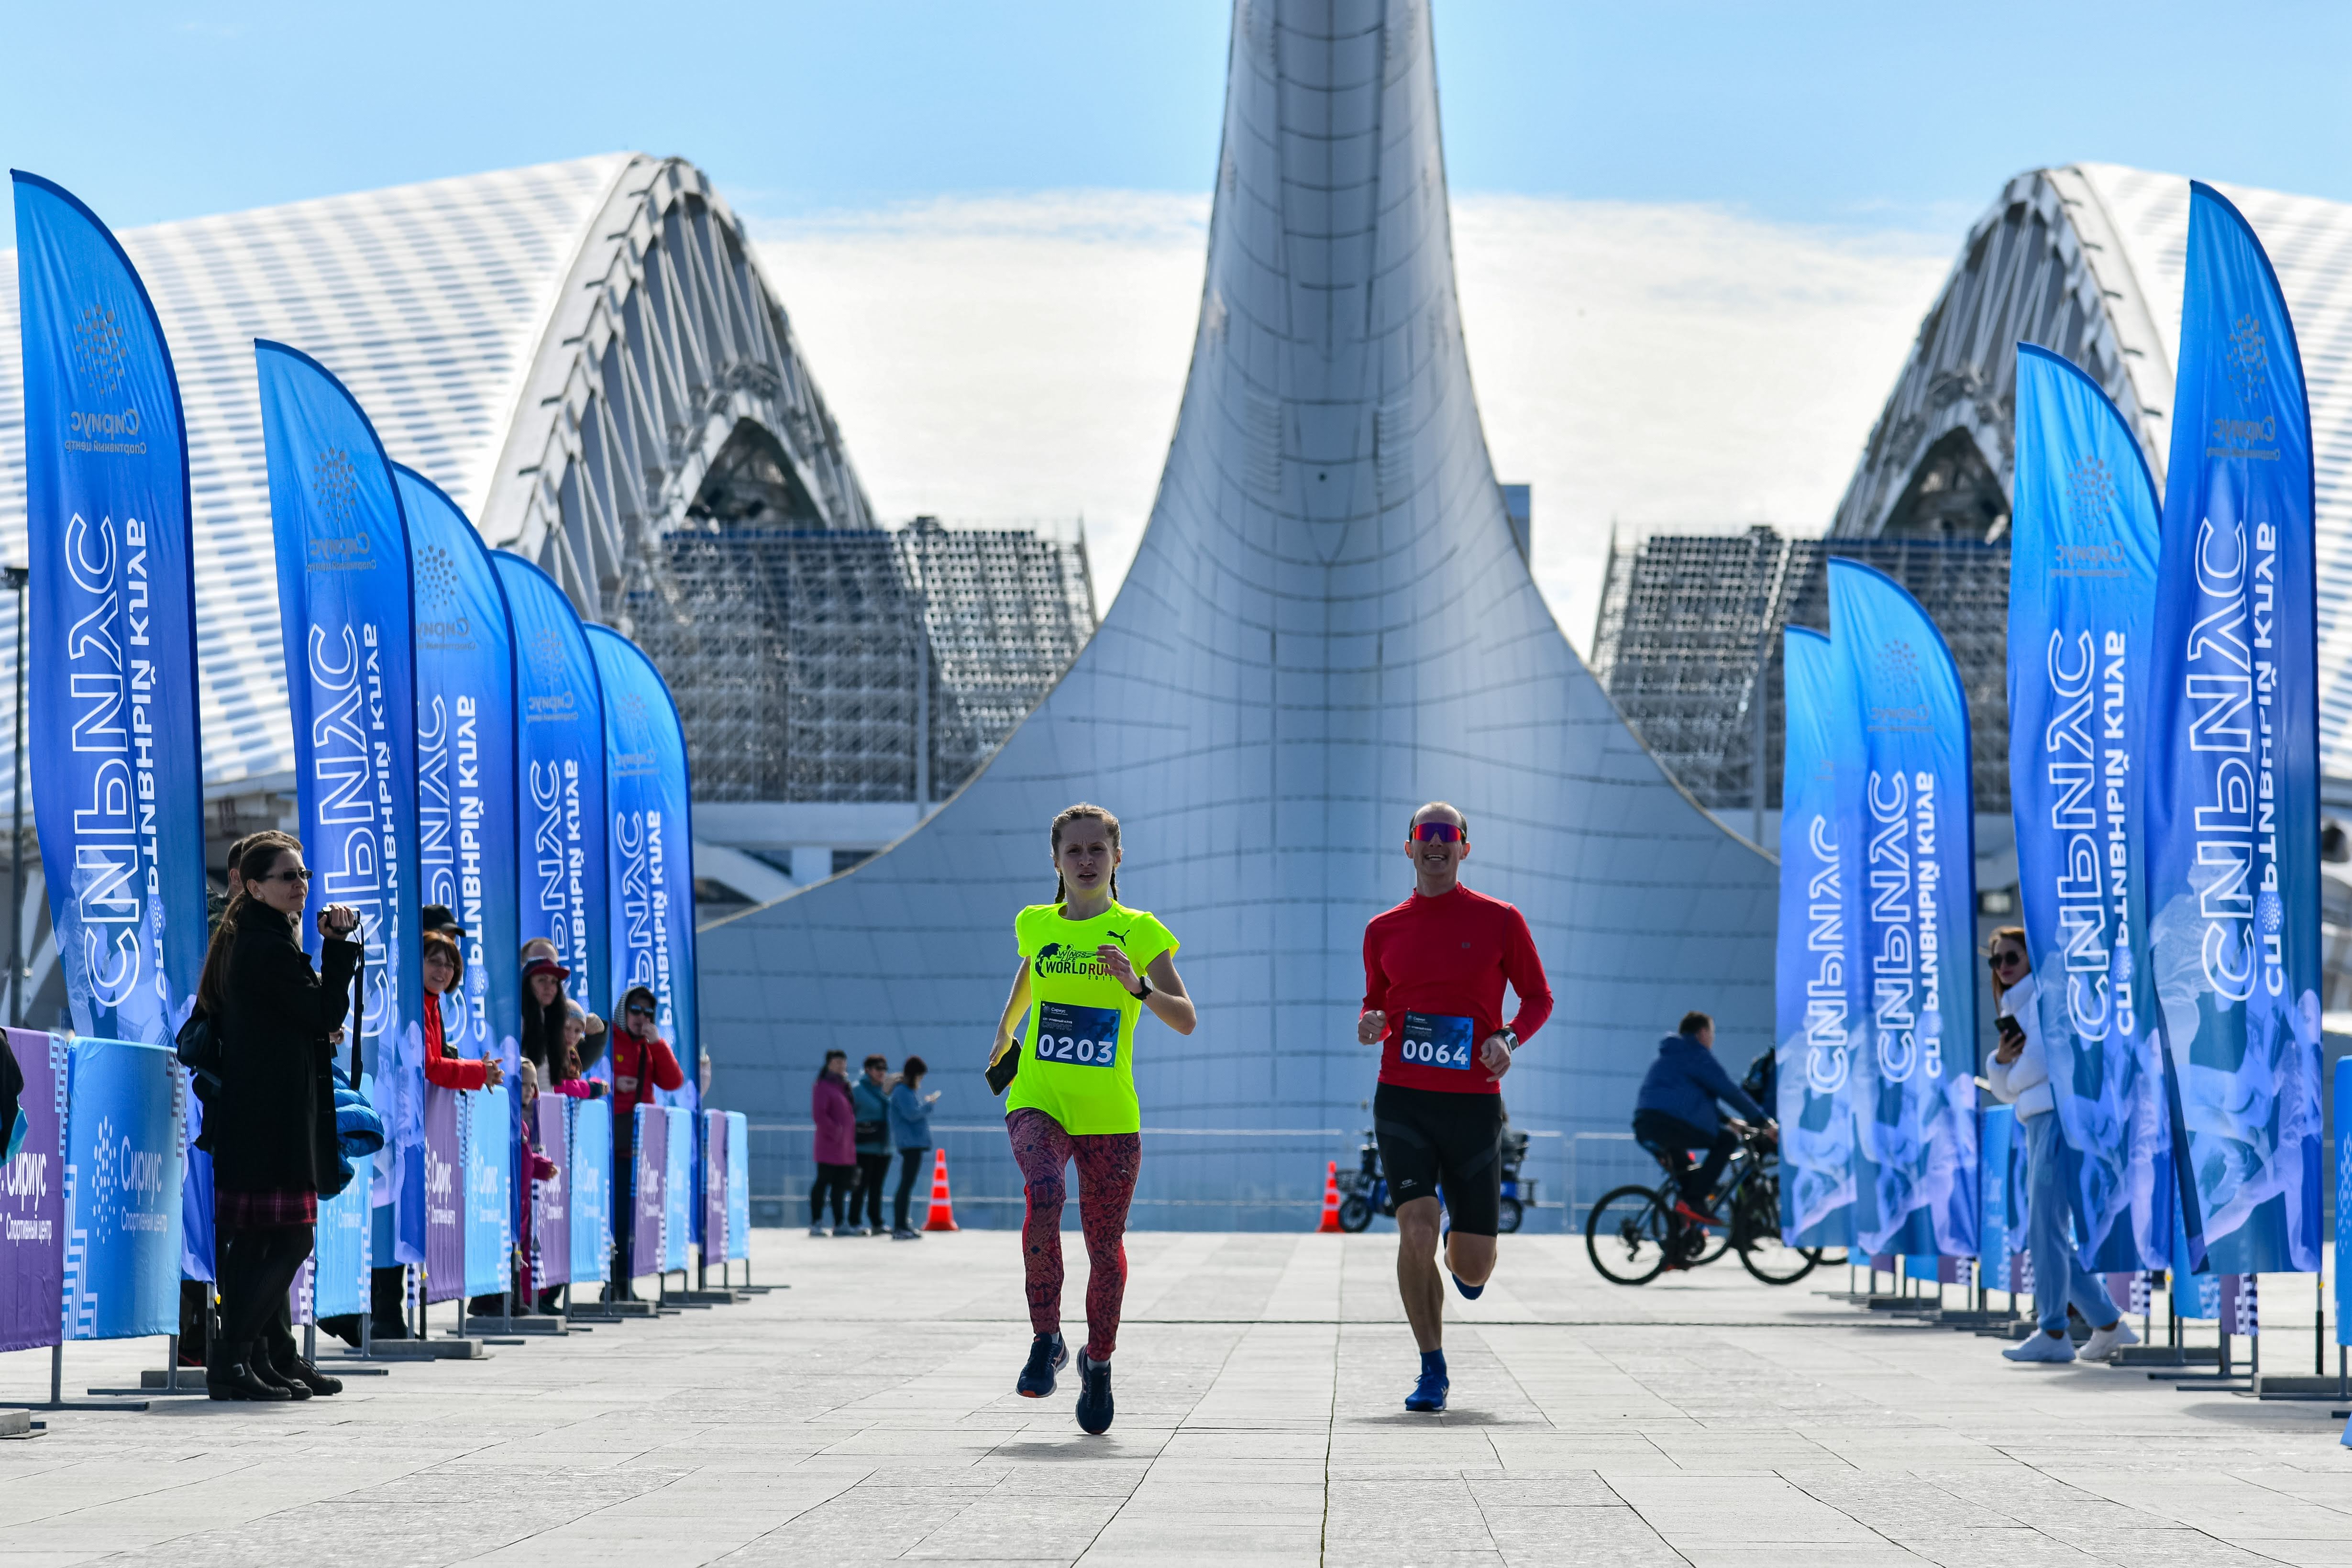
1006;1108;1140;1360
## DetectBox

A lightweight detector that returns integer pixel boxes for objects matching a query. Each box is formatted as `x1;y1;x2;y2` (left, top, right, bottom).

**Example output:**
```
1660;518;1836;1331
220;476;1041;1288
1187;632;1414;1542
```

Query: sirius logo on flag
528;627;569;696
2064;453;2116;530
311;445;361;528
70;304;127;396
1867;637;1930;731
414;542;458;608
2226;312;2268;405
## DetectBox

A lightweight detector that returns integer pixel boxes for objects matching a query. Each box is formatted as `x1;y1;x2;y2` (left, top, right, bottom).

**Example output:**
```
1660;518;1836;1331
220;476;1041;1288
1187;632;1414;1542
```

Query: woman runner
988;803;1195;1434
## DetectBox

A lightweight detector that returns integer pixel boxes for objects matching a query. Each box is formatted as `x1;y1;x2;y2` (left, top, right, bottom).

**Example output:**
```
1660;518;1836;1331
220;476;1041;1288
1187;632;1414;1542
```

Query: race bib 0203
1401;1012;1474;1071
1035;1001;1122;1069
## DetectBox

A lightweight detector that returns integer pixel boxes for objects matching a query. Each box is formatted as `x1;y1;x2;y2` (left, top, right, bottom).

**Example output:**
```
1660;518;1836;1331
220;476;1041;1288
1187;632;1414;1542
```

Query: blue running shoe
1404;1366;1448;1412
1074;1352;1114;1434
1016;1332;1068;1398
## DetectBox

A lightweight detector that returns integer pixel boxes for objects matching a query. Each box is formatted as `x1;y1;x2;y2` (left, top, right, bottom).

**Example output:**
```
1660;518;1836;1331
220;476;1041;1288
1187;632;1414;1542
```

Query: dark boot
250;1345;310;1400
207;1344;292;1402
316;1313;363;1349
270;1343;342;1396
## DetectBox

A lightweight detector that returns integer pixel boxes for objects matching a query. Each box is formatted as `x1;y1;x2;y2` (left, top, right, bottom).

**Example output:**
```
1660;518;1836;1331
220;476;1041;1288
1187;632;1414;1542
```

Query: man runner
1358;802;1552;1413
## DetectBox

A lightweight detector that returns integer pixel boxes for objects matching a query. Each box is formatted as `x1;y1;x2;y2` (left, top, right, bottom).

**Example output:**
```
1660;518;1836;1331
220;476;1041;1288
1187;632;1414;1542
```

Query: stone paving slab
1;1231;2346;1566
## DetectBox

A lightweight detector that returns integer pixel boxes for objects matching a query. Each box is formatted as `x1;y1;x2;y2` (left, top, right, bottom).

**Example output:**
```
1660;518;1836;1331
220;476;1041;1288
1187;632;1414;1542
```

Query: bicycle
1583;1125;1822;1286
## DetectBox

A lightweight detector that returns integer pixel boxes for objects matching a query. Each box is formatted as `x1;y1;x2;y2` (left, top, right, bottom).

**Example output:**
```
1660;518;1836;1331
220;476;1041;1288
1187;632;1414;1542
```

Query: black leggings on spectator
612;1140;637;1295
811;1161;855;1226
850;1152;891;1228
894;1147;928;1231
217;1223;314;1361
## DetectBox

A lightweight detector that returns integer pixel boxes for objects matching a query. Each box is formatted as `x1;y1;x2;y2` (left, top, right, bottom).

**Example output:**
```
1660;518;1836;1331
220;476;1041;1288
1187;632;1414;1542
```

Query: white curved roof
1;152;871;795
0;155;627;790
2073;165;2352;766
1836;162;2352;774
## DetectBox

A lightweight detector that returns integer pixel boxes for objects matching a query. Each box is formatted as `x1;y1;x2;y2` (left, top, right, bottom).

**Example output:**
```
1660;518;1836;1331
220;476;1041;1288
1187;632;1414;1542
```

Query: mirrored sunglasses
1411;823;1463;844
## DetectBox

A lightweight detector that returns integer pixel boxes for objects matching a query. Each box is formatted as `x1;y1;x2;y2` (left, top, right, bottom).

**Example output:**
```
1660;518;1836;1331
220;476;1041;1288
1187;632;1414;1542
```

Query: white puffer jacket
1985;973;2054;1120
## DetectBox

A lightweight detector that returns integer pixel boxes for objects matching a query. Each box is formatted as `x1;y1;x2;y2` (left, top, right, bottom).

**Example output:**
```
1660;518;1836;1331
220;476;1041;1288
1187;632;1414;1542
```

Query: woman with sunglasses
989;803;1195;1435
196;838;361;1400
1357;802;1552;1414
606;984;685;1299
1985;927;2135;1364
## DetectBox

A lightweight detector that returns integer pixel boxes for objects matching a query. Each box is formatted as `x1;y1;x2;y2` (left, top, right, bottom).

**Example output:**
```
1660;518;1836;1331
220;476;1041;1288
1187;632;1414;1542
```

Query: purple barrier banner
535;1095;570;1290
423;1085;462;1303
2;1031;65;1352
631;1103;665;1280
702;1110;727;1266
287;1256;313;1327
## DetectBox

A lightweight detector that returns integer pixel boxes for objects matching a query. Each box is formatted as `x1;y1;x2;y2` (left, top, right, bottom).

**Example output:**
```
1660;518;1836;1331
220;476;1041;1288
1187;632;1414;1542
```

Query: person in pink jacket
810;1050;857;1236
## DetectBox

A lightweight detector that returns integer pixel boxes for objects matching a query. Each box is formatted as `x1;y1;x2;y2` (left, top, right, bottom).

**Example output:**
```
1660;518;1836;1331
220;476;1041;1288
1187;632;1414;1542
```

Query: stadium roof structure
1833;163;2352;774
0;153;872;793
696;0;1777;1217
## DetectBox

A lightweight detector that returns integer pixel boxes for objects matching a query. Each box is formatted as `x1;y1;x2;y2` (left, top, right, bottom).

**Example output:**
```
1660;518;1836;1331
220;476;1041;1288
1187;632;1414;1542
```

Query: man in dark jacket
1631;1011;1770;1221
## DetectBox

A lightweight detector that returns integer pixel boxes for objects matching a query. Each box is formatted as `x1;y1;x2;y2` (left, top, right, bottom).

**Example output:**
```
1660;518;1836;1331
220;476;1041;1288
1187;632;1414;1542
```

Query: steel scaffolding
1592;529;2012;815
630;519;1095;804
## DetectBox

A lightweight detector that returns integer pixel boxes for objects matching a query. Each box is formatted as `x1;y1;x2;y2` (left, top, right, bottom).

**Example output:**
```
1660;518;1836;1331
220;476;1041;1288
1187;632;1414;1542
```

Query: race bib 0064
1401;1012;1474;1071
1035;1002;1122;1069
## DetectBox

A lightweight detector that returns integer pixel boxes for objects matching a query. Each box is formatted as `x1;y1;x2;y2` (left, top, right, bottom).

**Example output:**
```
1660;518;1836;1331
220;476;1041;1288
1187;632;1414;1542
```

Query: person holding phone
988;803;1194;1435
197;839;361;1401
1985;927;2136;1364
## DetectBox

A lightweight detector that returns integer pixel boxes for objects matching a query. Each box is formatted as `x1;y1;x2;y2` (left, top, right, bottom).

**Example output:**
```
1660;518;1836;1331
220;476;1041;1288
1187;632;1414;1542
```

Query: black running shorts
1374;1081;1503;1237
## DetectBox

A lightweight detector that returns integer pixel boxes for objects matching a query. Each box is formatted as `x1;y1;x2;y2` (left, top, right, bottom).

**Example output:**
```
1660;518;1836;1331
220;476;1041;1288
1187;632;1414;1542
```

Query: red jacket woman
607;985;685;1118
420;931;502;1092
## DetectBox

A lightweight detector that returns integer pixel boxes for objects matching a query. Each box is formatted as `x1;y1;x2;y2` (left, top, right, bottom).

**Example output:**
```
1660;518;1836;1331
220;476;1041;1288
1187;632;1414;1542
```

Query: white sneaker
806;1225;828;1237
2002;1330;2076;1364
2079;1319;2140;1362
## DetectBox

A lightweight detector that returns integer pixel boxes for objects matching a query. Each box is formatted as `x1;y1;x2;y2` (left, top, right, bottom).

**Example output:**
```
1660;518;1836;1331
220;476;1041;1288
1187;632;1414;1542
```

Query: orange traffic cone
923;1148;960;1232
1316;1160;1342;1234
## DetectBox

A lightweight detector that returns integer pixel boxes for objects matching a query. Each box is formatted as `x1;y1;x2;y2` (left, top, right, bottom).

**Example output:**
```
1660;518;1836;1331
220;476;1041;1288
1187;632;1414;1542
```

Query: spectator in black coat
197;838;361;1402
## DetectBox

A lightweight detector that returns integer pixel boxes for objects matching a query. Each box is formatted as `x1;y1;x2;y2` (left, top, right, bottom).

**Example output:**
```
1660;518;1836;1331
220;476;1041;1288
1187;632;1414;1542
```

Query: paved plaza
3;1229;2349;1566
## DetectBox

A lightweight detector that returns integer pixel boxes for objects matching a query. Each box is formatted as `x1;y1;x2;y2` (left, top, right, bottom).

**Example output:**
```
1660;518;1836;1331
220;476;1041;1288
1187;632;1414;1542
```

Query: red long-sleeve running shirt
1361;884;1553;1094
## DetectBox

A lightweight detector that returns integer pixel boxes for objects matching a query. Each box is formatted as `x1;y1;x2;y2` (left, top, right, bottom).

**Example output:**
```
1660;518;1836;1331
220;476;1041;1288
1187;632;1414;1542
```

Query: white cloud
757;191;1957;650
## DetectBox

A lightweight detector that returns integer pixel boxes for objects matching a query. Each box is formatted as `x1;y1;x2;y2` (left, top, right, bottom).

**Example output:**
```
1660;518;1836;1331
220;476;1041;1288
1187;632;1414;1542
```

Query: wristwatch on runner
1128;972;1153;1001
1491;1028;1517;1054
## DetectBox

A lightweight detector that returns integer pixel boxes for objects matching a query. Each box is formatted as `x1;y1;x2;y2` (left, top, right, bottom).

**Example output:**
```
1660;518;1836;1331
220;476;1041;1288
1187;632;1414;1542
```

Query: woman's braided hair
1050;802;1121;904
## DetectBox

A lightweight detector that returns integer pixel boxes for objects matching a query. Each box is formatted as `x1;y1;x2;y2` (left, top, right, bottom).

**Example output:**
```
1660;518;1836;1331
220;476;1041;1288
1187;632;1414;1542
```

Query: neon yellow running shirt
1003;900;1178;1136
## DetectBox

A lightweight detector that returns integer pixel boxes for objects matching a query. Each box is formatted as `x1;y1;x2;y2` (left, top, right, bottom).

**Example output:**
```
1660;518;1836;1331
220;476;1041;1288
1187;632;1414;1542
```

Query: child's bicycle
1583;1125;1822;1286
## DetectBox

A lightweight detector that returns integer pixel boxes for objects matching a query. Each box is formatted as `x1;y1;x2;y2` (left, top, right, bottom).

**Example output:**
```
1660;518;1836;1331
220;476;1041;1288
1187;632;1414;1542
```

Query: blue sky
6;1;2351;245
10;2;2350;644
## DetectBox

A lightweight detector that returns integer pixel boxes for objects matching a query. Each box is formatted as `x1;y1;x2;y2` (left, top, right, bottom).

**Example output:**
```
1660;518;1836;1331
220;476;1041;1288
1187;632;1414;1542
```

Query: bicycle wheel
1584;1185;1674;1285
1337;1195;1375;1233
1739;1233;1821;1285
1732;1174;1818;1284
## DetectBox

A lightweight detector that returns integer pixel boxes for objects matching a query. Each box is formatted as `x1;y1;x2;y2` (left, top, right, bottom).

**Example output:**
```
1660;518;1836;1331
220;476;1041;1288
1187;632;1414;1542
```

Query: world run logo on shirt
1033;941;1118;980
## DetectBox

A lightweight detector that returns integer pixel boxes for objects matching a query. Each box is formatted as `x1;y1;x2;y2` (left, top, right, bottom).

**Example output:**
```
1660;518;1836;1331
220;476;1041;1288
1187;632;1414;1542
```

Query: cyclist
987;803;1196;1434
1631;1011;1771;1226
1358;802;1552;1414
